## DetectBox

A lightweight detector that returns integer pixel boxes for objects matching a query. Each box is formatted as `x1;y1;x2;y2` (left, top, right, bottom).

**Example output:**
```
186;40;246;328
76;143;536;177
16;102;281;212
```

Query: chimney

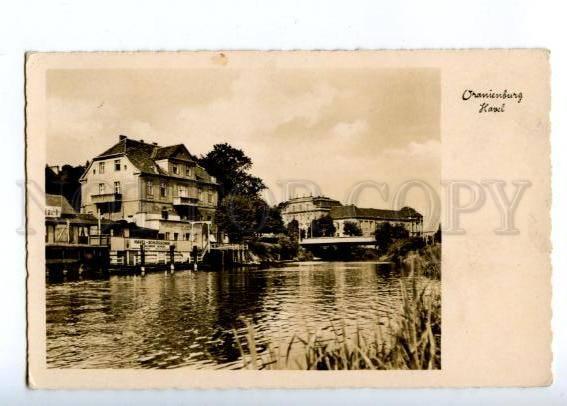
119;135;127;141
140;139;144;143
152;142;158;146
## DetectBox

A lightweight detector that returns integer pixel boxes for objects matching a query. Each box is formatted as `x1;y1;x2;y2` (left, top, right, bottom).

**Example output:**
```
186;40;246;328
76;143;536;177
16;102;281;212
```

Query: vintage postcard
26;51;551;388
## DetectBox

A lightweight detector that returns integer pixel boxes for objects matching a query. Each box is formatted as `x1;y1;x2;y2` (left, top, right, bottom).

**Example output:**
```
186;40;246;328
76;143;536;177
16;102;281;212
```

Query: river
46;261;437;369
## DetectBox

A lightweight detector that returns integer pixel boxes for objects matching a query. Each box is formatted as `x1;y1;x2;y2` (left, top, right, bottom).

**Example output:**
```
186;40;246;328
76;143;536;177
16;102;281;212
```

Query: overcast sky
47;68;440;230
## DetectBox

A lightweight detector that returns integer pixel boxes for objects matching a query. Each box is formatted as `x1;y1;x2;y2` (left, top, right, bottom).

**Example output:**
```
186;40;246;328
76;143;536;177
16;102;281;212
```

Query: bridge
299;236;377;247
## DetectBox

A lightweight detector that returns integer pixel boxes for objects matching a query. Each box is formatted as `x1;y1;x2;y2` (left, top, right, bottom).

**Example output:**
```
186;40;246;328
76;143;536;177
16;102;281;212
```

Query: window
184;233;190;241
207;192;213;204
93;169;96;175
172;164;179;175
173;232;178;241
98;183;105;194
178;185;187;197
99;162;105;174
185;166;192;177
114;181;121;194
165;232;170;240
160;182;167;197
114;159;121;171
146;180;153;197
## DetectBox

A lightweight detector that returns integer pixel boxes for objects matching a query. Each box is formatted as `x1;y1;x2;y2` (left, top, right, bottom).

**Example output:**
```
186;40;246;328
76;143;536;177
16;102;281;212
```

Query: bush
343;221;363;236
277;235;299;260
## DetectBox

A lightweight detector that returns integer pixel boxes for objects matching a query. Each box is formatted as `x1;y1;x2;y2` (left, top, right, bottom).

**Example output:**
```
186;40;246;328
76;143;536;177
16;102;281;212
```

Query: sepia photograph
41;62;441;370
25;51;552;390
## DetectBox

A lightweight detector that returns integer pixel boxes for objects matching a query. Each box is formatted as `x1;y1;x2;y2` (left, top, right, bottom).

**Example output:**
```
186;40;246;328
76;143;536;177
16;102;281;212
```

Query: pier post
140;241;146;276
169;244;175;273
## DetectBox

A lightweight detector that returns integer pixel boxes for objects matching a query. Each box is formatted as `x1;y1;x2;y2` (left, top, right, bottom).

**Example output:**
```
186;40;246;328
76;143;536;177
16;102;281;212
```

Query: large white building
80;135;219;263
281;196;423;238
280;196;342;232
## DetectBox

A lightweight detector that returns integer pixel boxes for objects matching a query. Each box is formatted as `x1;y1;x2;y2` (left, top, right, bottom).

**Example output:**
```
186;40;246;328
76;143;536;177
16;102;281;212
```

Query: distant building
330;205;423;237
80;135;218;247
280;196;342;232
280;196;423;238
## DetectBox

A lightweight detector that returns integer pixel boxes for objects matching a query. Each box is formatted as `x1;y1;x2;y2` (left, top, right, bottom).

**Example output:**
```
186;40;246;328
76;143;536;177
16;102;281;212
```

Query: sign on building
45;206;62;218
127;238;171;251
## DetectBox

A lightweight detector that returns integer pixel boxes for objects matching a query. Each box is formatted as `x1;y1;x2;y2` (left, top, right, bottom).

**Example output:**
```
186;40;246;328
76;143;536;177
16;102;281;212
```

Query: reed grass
233;276;441;370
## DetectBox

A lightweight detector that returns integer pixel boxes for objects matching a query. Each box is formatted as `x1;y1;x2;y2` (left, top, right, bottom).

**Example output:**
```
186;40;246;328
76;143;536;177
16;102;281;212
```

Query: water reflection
46;262;434;369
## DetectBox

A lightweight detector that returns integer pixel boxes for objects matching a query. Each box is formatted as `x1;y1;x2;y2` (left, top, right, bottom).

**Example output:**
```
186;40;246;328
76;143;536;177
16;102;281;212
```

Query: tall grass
233;276;441;370
399;242;441;280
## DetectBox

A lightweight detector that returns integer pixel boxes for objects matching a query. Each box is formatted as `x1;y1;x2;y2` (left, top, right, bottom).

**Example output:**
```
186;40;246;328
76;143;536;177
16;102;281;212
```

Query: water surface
46;262;435;369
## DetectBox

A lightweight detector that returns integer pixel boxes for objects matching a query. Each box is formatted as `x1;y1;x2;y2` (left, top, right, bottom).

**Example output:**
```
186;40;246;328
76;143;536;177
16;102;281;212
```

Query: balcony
91;193;122;205
173;196;199;206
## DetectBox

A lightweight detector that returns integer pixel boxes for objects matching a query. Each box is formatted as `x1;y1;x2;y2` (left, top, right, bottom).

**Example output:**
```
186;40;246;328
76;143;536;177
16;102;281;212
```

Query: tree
343;221;363;236
434;225;442;243
311;215;336;237
215;194;269;242
375;222;393;252
375;222;410;252
45;163;87;211
198;143;266;199
277;235;298;260
262;206;285;235
286;219;300;241
391;224;410;239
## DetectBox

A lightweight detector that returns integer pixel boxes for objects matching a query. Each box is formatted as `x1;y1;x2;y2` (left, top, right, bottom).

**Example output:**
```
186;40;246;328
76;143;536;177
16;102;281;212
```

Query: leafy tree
215;195;284;242
45;163;87;211
262;206;285;235
311;215;336;237
215;194;269;242
198;143;266;199
375;222;393;252
391;224;410;239
434;225;442;243
286;219;300;241
277;234;298;260
375;222;411;252
343;221;363;236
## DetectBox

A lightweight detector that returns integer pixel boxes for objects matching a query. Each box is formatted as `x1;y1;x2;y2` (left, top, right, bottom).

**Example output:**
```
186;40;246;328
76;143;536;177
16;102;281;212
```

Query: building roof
151;144;196;161
330;205;422;221
96;137;165;175
90;136;213;182
46;194;77;216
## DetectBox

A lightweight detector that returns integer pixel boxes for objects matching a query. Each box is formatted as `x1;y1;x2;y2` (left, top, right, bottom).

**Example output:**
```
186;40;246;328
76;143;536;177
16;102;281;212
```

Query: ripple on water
46;262;438;369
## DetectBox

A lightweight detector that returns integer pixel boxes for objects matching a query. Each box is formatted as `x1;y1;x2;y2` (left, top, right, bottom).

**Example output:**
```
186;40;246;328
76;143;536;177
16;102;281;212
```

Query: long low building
280;196;423;238
330;205;423;237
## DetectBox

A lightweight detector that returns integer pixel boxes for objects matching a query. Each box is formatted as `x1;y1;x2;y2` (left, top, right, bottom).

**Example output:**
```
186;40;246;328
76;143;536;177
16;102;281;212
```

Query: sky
47;68;440;230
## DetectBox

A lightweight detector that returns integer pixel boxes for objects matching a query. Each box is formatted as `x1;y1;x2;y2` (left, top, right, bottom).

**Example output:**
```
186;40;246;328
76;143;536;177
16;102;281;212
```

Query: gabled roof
94;136;198;176
95;137;164;175
330;205;422;221
152;144;196;161
88;135;216;183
